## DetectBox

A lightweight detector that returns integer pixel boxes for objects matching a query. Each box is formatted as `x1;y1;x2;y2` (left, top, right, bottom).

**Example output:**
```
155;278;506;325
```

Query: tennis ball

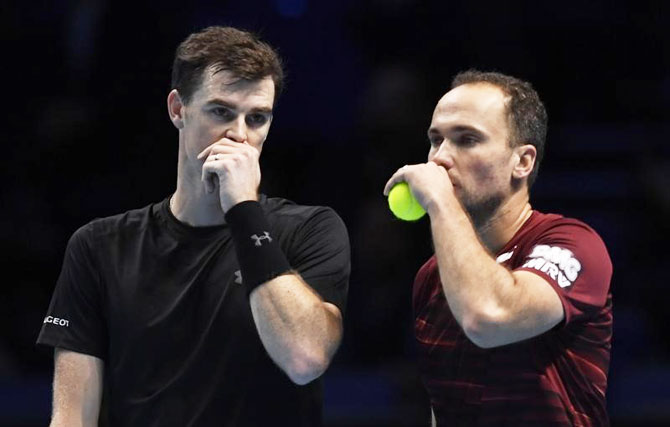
388;182;426;221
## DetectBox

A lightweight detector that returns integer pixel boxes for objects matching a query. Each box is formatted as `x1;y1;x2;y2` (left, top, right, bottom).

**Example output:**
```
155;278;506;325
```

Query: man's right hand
383;162;458;216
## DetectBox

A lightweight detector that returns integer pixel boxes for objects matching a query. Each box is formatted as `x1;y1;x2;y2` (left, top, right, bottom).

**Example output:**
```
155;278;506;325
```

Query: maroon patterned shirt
413;211;612;426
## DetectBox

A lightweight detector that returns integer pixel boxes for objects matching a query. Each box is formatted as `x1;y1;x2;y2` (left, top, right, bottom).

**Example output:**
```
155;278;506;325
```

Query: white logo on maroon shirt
522;244;582;288
496;250;514;264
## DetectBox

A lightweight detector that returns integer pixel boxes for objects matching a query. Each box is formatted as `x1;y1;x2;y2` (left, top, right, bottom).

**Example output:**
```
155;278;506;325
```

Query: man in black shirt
37;26;350;426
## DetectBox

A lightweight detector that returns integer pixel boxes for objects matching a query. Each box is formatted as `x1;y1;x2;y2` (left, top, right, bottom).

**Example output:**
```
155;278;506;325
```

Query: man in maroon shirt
384;70;612;426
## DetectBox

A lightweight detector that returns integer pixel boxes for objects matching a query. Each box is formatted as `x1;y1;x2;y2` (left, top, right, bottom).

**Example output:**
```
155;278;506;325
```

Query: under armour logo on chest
251;231;272;246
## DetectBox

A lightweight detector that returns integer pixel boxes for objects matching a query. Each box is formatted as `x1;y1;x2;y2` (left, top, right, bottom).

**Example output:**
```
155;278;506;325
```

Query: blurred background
2;0;669;425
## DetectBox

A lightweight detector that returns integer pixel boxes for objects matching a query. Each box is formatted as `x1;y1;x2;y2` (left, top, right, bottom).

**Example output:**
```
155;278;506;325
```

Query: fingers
204;174;216;193
383;162;449;195
383;165;410;195
197;138;238;159
197;138;258;160
199;142;261;194
198;144;239;159
201;159;217;193
201;153;229;192
200;151;254;181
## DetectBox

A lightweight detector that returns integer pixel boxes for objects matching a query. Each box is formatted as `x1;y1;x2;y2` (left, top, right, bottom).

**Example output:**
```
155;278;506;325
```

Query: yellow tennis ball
388;182;426;221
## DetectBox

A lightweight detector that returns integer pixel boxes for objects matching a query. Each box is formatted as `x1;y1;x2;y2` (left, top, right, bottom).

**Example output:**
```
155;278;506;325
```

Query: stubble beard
460;190;506;231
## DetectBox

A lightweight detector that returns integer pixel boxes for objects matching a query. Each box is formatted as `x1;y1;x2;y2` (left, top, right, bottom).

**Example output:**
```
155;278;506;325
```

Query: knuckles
202;152;259;175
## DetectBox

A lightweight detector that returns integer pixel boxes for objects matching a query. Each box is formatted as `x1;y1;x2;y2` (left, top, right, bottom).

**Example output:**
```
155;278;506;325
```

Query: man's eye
429;137;442;146
459;135;478;145
247;114;268;126
212;107;233;120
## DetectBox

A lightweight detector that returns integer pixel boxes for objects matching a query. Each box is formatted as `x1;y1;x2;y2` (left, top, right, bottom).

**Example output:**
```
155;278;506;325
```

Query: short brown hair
171;26;284;105
451;70;547;188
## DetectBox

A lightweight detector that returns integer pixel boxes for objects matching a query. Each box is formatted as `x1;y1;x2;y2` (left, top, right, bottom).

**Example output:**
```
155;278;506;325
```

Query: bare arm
428;203;563;347
384;162;563;348
197;140;345;384
50;348;104;427
250;274;343;385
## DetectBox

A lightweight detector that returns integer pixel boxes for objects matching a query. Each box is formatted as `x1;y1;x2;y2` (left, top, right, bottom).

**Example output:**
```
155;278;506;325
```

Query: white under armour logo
251;231;272;246
234;270;242;284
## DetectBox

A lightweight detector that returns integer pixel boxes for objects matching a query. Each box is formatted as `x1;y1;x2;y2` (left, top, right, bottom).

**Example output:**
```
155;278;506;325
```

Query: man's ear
167;89;185;129
512;144;537;180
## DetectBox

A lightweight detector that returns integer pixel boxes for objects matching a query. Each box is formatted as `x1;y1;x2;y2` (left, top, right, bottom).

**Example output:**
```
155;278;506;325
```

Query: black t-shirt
37;195;350;427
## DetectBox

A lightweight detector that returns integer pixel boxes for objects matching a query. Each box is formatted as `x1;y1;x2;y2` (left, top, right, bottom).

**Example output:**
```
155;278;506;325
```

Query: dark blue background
2;1;669;425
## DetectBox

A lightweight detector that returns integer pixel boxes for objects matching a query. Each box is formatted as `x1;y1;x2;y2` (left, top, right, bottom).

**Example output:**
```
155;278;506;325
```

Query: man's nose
430;141;455;169
225;117;247;142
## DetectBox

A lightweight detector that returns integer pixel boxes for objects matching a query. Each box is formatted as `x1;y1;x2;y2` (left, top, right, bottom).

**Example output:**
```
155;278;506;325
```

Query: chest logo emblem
251;231;272;246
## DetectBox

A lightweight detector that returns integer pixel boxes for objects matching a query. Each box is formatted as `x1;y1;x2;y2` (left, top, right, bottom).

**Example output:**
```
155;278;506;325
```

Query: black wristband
225;200;292;295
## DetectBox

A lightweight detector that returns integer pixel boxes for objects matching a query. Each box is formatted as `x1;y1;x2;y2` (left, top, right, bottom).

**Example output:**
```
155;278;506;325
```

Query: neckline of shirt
496;210;541;256
157;194;269;240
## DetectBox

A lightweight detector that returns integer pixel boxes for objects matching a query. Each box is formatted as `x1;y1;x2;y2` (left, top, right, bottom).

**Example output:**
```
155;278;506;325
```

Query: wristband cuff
225;201;292;295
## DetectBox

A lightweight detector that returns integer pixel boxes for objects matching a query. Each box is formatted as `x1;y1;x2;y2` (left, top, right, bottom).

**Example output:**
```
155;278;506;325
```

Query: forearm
224;201;343;383
50;414;95;427
51;349;103;427
428;201;517;339
250;274;342;385
385;162;561;348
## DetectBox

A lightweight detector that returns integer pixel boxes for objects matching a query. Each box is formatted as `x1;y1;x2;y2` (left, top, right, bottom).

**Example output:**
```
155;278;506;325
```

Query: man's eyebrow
207;99;273;114
207;99;235;109
427;124;485;136
251;107;273;114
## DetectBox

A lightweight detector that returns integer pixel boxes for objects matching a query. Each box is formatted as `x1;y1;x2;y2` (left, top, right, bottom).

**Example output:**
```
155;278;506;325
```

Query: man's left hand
198;138;261;213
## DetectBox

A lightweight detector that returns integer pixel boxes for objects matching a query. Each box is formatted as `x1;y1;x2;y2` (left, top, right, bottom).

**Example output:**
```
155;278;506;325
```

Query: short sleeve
36;224;108;359
515;221;612;326
286;208;351;315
